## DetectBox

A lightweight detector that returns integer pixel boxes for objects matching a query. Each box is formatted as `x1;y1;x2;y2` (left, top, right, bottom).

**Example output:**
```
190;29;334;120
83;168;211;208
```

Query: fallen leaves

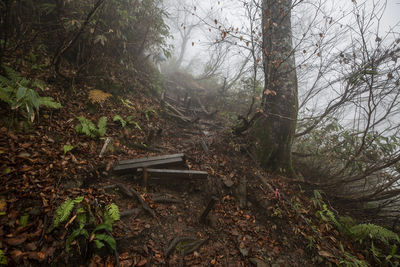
6;236;27;246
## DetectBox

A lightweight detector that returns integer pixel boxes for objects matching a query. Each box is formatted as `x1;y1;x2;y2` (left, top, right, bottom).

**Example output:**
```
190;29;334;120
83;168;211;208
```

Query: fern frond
0;86;13;104
113;115;126;127
1;65;20;82
53;199;75;228
350;223;400;245
88;89;112;104
75;117;97;137
97;116;107;137
94;239;105;249
94;234;116;251
93;223;112;233
66;228;89;252
73;196;84;204
106;203;120;223
38;96;62;109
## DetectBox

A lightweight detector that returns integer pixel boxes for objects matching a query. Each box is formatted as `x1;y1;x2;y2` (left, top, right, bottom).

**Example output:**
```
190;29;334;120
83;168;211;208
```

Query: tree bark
251;0;298;177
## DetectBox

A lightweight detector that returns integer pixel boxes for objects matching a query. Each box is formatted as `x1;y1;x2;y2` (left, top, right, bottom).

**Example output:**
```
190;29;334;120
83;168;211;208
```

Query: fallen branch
99;137;111;158
120;208;141;218
199;197;218;224
165;236;199;258
115;183;156;218
152;195;182;204
200;139;210;155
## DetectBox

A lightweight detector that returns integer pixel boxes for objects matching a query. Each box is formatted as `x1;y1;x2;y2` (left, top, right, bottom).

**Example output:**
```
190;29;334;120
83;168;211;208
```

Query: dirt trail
0;78;339;266
96;87;319;267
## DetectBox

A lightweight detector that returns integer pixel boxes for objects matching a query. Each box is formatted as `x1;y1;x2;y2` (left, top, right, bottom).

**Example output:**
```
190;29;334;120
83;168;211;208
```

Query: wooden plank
118;153;184;165
137;168;208;180
114;158;184;173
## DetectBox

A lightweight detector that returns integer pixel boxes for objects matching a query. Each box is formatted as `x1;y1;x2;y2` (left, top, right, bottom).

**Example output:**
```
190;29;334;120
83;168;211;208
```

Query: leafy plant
53;196;84;229
314;192;400;265
19;214;29;227
63;144;75;154
52;196;120;254
120;98;136;110
113;115;142;131
0;65;62;122
113;115;127;128
75;116;107;138
339;242;369;267
0;249;7;265
350;223;400;246
144;106;157;121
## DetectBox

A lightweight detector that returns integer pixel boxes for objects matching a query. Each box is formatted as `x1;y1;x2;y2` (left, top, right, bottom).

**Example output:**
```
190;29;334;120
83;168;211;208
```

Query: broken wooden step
114;153;185;174
137;168;208;180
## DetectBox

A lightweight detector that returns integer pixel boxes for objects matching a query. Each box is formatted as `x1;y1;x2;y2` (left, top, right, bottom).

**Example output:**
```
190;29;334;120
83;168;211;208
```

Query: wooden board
114;157;184;174
118;153;184;165
137;168;208;180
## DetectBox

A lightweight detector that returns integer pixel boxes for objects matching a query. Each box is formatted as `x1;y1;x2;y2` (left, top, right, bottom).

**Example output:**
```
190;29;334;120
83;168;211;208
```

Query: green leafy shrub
0;65;61;122
51;196;120;254
75;116;107;138
314;192;400;265
350;223;400;245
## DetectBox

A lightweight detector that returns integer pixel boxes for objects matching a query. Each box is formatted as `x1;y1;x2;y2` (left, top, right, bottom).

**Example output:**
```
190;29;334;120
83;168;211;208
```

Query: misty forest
1;0;400;266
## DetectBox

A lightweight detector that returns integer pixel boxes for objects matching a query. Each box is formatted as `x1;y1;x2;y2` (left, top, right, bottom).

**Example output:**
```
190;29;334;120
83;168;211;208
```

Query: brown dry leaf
6;235;27;246
10;249;25;261
25;242;37;251
20;143;31;148
0;199;6;213
264;89;277;96
136;258;147;266
27;251;46;261
318;250;334;258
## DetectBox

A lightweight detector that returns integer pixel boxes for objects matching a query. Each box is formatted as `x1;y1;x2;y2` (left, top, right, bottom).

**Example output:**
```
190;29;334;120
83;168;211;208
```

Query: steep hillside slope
1;67;385;266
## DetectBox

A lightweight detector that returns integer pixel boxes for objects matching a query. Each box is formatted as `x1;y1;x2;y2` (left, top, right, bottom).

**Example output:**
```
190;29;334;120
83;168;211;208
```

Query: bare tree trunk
251;0;298;177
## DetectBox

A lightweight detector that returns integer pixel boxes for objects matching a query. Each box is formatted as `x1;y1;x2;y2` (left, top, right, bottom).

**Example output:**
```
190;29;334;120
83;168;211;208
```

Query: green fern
106;203;120;223
75;116;107;138
75;116;97;137
52;197;120;254
97;116;107;136
339;242;370;267
350;223;400;245
0;65;61;122
66;228;89;252
0;249;7;265
93;223;113;233
94;234;116;251
53;196;84;228
113;115;126;127
53;199;74;228
38;96;62;109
